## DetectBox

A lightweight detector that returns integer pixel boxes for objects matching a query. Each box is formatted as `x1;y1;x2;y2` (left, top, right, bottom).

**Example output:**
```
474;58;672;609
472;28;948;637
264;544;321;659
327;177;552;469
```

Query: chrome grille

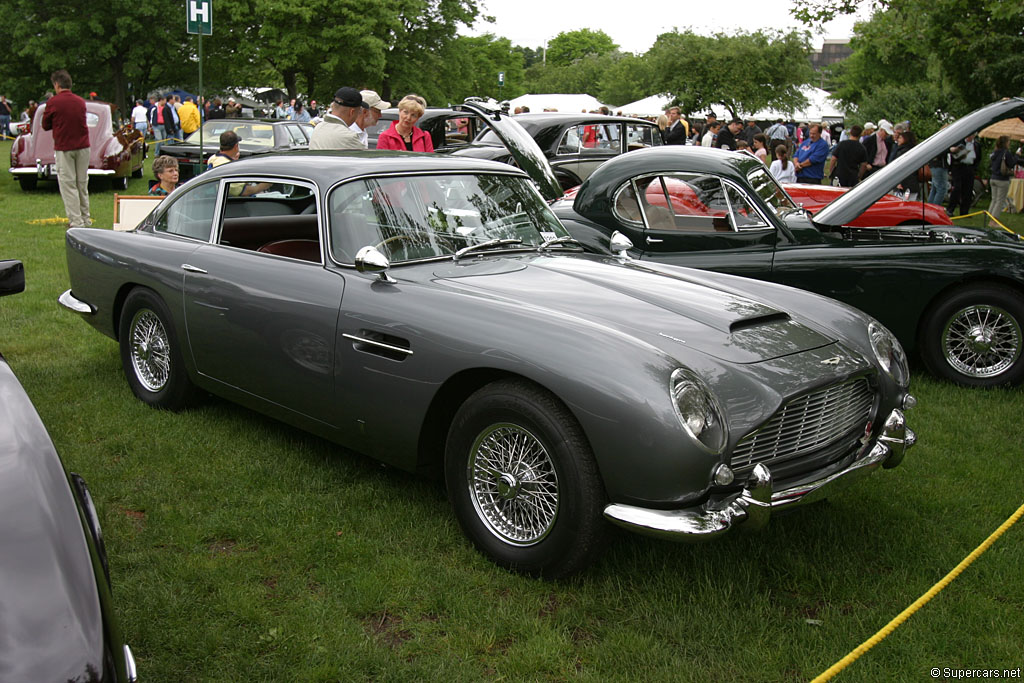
732;378;874;471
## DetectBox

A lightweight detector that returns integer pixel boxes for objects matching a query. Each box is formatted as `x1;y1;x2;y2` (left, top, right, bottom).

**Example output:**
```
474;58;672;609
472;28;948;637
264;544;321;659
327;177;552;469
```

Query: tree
794;0;1024;119
544;29;617;68
432;34;525;103
819;0;1024;131
645;30;814;118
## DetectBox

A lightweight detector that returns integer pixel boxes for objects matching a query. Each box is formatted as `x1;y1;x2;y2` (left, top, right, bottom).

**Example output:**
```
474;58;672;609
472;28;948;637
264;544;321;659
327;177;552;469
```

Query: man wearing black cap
309;87;364;150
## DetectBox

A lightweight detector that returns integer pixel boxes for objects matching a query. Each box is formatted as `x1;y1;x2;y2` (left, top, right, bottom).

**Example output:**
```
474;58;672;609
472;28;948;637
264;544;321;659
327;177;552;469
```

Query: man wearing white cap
862;119;894;178
350;90;390;148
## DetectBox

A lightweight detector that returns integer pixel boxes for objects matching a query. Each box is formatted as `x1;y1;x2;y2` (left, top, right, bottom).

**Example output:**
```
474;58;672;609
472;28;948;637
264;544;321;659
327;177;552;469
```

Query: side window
626;124;659;151
632;174;734;232
579;124;620;153
558;127;580;155
444;117;473;146
285;125;307;147
612;182;643;225
724;183;769;230
154;181;219;240
217;181;321;263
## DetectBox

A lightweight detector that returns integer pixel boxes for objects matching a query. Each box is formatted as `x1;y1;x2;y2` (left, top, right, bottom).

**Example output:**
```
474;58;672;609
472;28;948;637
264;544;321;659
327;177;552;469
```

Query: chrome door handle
645;236;663;245
181;264;207;274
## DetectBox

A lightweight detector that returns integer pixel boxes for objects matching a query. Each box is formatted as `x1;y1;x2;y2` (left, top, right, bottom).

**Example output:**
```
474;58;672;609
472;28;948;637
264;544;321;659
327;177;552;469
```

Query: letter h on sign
187;0;212;35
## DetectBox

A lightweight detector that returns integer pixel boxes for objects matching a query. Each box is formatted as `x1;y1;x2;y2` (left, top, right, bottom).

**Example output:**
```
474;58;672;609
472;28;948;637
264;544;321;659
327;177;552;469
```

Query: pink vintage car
9;100;145;191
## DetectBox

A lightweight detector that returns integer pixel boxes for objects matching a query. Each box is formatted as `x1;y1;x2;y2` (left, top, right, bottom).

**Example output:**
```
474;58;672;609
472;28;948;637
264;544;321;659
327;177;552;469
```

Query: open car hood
813;98;1024;228
457;100;563;201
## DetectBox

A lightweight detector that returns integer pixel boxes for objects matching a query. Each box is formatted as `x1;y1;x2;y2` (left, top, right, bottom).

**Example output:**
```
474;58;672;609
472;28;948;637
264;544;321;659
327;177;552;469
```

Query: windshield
185;121;278;147
329;173;569;264
747;165;798;217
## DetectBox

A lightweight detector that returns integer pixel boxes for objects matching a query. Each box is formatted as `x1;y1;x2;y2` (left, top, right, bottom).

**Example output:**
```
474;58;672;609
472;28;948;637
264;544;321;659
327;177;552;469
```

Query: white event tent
507;93;608;113
616;86;846;122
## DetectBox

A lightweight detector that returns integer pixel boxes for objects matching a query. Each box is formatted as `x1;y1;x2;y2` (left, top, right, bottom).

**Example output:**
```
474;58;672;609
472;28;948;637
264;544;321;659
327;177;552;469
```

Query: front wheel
445;379;607;578
118;288;197;409
921;285;1024;386
111;175;129;191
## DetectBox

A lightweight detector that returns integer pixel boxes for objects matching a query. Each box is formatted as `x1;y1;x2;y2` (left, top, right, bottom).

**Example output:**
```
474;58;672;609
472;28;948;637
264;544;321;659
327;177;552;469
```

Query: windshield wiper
454;238;523;260
538;235;582;251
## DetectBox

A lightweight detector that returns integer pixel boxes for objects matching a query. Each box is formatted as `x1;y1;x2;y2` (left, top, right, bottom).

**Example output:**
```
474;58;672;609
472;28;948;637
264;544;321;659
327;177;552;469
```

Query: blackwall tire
921;284;1024;387
118;288;197;410
445;379;607;578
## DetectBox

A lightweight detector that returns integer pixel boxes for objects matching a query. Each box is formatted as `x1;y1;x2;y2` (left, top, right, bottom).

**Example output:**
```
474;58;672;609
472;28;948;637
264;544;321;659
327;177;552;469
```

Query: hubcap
467;423;559;546
130;309;170;392
943;304;1022;378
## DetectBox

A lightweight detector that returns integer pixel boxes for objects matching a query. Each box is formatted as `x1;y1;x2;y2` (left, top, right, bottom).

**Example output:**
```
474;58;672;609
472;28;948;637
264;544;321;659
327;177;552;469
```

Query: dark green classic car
542;99;1024;388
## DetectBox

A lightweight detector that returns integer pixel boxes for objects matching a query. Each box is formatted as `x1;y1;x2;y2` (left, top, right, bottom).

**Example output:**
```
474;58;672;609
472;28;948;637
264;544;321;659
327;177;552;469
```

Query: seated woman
148;155;179;196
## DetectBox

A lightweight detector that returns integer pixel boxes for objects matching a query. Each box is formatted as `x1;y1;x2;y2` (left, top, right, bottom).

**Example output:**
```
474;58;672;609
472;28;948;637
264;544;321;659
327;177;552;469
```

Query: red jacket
376;121;434;152
41;90;90;151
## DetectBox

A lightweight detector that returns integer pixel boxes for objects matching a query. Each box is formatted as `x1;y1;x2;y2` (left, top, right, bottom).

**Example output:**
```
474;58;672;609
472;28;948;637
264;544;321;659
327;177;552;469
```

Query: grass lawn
1;141;1023;681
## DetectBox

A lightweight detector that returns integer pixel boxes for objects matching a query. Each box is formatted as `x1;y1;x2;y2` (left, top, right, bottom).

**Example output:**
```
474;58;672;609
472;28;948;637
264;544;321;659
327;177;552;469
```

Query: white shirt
349;121;368;149
770;159;797;183
131;104;148;124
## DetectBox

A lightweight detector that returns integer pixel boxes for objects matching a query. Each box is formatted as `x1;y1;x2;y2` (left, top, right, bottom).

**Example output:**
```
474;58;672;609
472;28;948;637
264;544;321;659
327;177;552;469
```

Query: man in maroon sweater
41;69;91;228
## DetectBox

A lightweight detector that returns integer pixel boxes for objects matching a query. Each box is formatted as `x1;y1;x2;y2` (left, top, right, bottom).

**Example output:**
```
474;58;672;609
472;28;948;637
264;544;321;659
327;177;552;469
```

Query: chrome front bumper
604;407;916;541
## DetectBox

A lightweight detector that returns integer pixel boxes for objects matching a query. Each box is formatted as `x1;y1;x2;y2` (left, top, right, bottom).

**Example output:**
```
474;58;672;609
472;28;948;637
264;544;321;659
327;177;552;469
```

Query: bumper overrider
604;405;916;540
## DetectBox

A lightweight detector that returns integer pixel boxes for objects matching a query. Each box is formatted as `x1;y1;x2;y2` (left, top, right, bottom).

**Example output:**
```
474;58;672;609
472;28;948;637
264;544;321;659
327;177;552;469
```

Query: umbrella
978;117;1024;141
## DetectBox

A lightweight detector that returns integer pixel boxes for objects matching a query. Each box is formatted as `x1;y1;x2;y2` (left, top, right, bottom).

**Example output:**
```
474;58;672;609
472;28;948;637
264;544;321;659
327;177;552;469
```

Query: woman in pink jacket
376;95;434;152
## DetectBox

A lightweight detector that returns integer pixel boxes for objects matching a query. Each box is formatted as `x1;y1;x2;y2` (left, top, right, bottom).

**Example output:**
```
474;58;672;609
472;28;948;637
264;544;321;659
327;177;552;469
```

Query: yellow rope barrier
811;500;1024;682
950;210;1021;238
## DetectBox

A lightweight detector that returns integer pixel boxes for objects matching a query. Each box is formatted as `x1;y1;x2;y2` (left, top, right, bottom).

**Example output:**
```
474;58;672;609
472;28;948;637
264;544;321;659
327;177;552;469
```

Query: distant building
810;39;852;91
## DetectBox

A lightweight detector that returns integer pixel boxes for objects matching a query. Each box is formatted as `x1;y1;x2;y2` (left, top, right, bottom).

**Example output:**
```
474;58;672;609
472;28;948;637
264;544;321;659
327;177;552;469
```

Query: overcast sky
464;0;872;54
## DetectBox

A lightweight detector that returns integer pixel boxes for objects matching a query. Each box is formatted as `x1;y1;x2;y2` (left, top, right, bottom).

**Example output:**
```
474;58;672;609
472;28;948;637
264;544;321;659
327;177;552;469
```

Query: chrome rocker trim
603;407;916;541
58;289;95;315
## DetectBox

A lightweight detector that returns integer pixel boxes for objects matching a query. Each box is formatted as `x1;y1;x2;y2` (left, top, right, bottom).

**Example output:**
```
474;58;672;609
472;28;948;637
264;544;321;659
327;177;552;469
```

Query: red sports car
561;180;951;228
783;183;952;227
9;100;145;191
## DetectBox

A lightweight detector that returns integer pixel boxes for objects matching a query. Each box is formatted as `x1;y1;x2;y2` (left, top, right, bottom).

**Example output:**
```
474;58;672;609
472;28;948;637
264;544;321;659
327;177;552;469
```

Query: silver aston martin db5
60;113;915;576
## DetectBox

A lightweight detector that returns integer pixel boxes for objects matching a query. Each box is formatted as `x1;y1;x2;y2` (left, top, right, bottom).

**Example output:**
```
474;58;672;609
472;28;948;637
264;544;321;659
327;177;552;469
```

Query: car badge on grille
821;356;843;366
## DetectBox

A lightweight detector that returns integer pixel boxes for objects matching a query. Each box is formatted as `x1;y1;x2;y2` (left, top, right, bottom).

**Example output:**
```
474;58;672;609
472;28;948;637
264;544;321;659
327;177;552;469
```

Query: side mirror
354;246;396;283
609;231;634;259
0;260;25;297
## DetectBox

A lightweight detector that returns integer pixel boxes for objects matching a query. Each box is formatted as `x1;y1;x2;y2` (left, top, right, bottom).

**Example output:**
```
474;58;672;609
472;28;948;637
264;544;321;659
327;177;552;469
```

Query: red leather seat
257;239;320;263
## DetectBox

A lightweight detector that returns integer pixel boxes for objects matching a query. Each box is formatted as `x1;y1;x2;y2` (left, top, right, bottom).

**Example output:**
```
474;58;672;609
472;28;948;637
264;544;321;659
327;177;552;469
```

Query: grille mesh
732;378;873;471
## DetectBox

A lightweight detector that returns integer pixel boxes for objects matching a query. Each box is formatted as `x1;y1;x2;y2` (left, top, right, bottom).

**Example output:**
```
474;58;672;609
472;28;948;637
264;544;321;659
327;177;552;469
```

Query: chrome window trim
720;178;772;232
610;180;645;227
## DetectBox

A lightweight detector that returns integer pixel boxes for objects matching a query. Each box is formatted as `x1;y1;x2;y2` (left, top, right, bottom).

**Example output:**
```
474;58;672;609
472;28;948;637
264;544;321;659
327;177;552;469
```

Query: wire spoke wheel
943;304;1022;378
468;423;559;546
129;309;171;391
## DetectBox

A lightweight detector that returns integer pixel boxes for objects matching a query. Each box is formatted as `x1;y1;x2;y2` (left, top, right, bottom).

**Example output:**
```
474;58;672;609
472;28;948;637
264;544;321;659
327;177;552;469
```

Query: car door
180;177;345;426
614;172;777;276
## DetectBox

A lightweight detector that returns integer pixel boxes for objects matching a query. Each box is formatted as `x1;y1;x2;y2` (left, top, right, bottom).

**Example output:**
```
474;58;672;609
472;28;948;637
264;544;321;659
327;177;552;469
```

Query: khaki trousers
55;147;91;227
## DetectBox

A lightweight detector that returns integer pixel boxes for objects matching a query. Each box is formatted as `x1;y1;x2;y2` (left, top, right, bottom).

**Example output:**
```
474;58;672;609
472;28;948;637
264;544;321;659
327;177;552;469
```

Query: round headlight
670;368;727;453
869;321;910;386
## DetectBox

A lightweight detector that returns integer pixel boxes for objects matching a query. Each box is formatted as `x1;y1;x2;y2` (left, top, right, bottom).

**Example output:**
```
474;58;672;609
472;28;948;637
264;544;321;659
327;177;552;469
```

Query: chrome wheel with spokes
445;379;607;578
467;423;559;546
129;309;170;392
118;288;197;410
922;284;1024;387
942;304;1021;378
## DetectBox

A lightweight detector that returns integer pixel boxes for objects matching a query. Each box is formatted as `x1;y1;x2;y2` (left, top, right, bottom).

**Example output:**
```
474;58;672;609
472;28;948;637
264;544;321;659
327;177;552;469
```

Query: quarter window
154;181;219;240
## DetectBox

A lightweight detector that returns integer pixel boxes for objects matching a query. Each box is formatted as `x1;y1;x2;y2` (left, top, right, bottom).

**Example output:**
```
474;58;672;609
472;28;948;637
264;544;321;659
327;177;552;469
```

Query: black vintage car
451;112;664;191
365;107;486;152
0;260;136;682
161;118;314;180
537;99;1024;388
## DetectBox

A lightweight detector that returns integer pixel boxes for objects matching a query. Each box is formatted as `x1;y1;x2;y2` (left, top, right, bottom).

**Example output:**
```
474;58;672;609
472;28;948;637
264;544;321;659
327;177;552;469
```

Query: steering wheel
375;234;417;251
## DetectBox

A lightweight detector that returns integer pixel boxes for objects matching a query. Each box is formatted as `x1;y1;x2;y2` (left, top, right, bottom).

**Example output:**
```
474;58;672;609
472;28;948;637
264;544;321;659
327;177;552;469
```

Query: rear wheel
112;175;128;190
921;285;1024;386
445;379;607;578
18;176;37;191
118;288;196;409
